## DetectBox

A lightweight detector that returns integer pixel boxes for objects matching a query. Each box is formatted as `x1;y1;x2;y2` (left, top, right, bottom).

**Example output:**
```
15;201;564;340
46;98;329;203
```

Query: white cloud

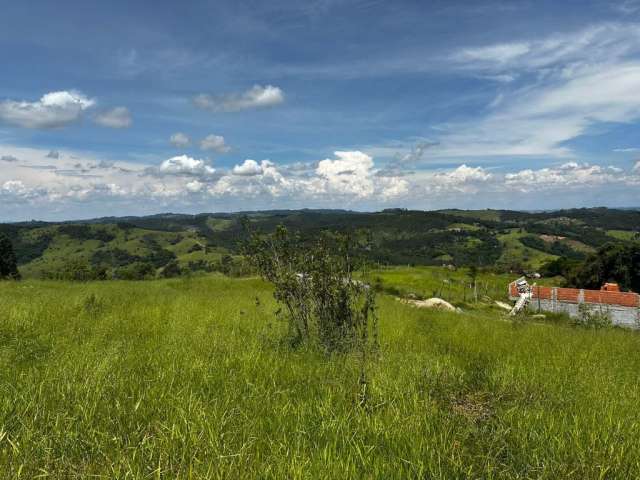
2;143;638;219
94;106;132;128
186;180;204;193
316;151;375;198
420;23;640;160
504;162;626;192
194;85;285;112
158;155;216;178
170;132;191;148
437;164;492;184
378;176;409;199
455;42;530;64
613;147;640;152
200;134;230;153
425;26;640;160
452;23;640;73
0;90;94;129
2;180;31;196
232;159;263;176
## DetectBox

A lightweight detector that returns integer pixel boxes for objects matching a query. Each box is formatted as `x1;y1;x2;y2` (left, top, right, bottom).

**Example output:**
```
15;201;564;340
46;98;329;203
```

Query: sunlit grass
1;275;639;478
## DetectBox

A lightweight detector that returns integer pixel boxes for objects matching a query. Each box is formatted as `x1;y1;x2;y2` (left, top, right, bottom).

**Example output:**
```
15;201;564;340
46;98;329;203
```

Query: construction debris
404;297;457;312
495;300;513;311
509;278;533;316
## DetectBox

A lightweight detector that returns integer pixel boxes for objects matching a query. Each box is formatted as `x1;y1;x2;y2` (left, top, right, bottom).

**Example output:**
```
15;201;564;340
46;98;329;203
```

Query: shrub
243;224;378;353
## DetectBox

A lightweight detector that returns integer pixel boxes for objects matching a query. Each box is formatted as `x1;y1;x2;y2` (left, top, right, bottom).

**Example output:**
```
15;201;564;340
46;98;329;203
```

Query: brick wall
509;280;640;308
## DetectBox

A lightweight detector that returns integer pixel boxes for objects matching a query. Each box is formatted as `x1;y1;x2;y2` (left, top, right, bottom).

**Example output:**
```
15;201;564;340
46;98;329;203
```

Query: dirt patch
451;392;494;422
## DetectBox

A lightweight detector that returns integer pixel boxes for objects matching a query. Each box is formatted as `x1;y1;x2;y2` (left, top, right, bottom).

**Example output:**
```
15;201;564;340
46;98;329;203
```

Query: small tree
0;233;20;279
243;224;378;353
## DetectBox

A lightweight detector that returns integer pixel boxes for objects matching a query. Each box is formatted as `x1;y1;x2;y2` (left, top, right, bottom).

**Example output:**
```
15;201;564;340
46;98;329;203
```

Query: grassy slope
497;230;558;270
1;276;639;478
607;229;639;241
17;225;228;278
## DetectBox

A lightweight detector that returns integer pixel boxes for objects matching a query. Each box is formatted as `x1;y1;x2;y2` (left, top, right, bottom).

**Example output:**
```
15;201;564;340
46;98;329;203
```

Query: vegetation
4;207;637;279
567;242;640;292
244;225;377;352
0;233;19;279
519;235;586;260
1;276;639;478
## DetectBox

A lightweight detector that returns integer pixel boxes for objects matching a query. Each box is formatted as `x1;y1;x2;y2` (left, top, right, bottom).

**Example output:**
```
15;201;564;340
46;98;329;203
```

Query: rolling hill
1;208;638;279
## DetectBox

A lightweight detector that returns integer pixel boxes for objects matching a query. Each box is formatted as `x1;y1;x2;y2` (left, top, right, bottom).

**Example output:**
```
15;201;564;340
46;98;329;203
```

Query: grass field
496;230;558;270
370;265;562;305
1;275;640;478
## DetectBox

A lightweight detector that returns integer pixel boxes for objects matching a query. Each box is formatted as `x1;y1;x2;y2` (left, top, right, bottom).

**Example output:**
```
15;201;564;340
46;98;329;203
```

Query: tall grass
1;275;639;478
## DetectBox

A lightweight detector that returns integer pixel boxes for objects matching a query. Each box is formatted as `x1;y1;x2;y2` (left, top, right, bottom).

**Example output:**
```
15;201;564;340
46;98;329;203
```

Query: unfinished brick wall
508;280;640;327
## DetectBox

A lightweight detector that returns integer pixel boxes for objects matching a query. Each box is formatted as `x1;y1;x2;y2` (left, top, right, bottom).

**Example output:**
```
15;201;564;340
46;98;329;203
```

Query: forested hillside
1;208;638;279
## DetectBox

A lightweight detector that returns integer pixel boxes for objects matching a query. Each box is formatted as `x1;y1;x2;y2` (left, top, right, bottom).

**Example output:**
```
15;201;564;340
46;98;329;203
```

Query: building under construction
508;278;640;327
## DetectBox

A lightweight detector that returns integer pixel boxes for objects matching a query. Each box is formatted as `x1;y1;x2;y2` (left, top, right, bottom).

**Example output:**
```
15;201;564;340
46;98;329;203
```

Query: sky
1;0;640;221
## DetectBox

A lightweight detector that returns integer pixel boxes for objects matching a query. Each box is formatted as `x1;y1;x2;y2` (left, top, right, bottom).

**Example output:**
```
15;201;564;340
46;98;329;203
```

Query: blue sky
1;0;640;221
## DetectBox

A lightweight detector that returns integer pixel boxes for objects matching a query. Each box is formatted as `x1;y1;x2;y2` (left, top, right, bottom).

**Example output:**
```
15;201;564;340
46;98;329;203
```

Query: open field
370;265;562;304
1;275;640;478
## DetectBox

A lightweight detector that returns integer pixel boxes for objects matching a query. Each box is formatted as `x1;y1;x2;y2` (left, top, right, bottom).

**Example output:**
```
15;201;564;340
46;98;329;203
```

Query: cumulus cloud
0;90;94;129
170;132;191;148
232;159;263;176
158;155;216;178
1;155;18;162
94;106;132;128
3;143;639;219
437;164;492;184
504;162;626;192
200;134;230;153
316;151;376;198
186;180;204;193
193;85;284;112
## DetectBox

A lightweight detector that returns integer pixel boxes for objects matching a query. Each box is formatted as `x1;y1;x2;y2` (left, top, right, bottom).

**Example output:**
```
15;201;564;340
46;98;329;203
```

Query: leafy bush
243;225;378;353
